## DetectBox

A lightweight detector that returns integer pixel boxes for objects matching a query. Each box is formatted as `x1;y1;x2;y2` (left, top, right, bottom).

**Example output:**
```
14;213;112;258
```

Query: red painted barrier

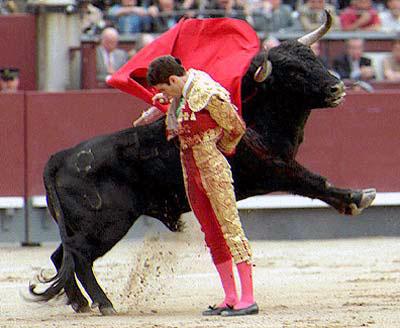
25;90;148;195
0;90;398;197
0;93;25;196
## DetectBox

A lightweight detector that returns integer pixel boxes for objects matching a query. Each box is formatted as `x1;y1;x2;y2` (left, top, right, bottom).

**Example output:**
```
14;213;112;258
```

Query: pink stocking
215;259;238;307
235;261;255;309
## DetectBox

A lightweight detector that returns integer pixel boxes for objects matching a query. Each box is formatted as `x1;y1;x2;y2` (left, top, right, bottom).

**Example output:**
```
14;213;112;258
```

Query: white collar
182;69;195;98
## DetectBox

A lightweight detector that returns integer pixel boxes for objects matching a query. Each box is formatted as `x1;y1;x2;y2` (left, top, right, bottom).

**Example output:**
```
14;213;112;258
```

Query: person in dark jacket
332;38;375;80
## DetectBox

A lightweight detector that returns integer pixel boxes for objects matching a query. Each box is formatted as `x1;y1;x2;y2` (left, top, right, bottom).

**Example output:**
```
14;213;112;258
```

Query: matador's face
154;75;185;98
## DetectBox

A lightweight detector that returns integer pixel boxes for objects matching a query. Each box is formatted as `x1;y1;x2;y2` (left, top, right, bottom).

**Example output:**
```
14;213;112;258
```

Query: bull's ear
254;46;272;83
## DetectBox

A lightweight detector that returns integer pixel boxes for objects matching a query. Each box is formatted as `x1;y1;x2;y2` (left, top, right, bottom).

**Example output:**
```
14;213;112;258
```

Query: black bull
30;35;376;315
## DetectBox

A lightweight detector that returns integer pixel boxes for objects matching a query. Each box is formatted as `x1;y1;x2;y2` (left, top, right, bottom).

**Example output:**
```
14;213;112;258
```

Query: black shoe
202;304;233;316
220;303;259;317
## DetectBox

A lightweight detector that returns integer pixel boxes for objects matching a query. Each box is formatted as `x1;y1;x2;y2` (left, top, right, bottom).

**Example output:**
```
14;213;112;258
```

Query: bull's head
252;10;345;109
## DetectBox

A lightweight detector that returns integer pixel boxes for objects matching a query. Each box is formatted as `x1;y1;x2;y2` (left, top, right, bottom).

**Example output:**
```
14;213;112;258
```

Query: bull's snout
326;81;345;107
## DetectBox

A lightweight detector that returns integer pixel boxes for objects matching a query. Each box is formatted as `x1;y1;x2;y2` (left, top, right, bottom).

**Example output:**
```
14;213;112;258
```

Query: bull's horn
254;47;272;83
297;9;332;46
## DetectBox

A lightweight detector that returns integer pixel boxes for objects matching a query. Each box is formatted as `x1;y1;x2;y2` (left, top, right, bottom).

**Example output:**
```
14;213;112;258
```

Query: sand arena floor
1;214;400;328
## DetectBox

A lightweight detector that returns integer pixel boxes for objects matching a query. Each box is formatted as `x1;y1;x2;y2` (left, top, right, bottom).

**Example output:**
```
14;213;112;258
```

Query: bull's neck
245;103;311;142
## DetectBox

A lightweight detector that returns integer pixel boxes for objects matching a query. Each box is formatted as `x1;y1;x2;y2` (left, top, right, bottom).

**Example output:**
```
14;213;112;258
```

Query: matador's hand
152;93;171;105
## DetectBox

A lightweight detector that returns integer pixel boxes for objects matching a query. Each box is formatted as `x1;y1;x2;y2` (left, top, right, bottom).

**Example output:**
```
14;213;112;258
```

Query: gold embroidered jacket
166;69;246;155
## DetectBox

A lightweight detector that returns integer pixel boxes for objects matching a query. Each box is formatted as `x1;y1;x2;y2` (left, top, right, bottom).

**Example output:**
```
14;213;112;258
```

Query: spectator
96;27;129;84
153;0;181;33
251;0;294;32
0;67;20;92
383;40;400;81
78;0;105;35
332;38;375;80
0;0;18;14
379;0;400;32
340;0;381;31
179;0;203;13
204;0;248;20
108;0;158;33
298;0;339;31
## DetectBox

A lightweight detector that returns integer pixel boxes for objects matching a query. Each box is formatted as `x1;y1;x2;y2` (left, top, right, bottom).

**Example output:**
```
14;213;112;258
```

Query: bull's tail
29;153;75;302
29;251;75;301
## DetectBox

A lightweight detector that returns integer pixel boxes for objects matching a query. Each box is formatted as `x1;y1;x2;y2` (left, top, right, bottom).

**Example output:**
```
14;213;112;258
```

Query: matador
147;55;258;317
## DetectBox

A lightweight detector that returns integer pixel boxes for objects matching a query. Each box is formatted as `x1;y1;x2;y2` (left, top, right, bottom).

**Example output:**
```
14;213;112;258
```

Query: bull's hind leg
50;245;90;313
278;159;376;215
73;255;116;316
67;210;138;316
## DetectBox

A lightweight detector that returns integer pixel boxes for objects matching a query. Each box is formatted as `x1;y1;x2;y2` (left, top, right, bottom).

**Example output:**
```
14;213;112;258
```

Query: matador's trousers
180;137;252;265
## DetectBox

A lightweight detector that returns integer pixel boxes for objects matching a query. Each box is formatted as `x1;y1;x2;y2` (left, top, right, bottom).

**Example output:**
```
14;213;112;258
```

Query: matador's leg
190;142;257;313
181;149;239;310
181;148;232;264
190;142;252;264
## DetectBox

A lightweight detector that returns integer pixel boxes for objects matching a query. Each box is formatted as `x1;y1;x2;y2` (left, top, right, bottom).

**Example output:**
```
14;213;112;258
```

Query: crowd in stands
71;0;400;35
2;0;400;90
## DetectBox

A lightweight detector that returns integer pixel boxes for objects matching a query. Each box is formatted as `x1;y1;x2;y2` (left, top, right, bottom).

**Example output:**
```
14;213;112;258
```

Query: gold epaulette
185;69;231;113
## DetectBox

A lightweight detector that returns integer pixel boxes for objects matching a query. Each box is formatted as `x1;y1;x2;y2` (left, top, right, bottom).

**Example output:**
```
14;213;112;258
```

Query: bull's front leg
241;128;376;215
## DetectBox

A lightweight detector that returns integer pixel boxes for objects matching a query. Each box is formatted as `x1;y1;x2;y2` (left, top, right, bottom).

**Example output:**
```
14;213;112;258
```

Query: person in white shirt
379;0;400;32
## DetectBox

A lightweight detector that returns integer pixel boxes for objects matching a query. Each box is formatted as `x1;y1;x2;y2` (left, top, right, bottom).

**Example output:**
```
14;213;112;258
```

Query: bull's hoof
71;302;91;313
99;305;117;316
70;297;91;313
349;188;376;215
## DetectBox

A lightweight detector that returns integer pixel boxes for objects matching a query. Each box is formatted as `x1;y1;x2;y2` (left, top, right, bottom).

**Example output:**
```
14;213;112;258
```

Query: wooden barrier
0;93;25;196
0;89;399;199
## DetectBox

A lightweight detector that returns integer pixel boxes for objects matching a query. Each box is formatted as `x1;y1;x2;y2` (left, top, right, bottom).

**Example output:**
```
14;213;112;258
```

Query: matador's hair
147;55;185;86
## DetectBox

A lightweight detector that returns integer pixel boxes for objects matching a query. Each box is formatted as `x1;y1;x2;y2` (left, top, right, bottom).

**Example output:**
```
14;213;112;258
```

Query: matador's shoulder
185;69;231;112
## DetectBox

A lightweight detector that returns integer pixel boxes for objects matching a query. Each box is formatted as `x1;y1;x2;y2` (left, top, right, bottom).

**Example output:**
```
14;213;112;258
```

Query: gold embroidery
192;142;252;264
207;96;246;155
179;127;222;150
185;69;231;113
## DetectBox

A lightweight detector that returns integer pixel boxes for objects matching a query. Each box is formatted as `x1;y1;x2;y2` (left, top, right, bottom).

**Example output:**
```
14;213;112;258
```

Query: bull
30;11;376;315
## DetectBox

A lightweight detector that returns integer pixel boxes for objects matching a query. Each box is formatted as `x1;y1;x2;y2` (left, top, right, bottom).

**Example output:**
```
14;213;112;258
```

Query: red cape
107;18;260;114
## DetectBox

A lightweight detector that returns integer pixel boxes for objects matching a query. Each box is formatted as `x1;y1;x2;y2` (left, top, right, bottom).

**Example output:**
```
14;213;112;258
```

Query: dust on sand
1;213;400;328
